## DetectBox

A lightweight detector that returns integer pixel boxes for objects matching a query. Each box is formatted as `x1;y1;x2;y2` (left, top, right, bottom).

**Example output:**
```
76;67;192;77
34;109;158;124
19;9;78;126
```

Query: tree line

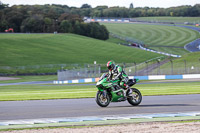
0;3;109;40
0;2;199;39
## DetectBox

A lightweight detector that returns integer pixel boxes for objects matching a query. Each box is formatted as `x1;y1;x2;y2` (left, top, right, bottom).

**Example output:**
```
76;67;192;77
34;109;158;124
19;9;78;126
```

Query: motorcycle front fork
102;90;107;98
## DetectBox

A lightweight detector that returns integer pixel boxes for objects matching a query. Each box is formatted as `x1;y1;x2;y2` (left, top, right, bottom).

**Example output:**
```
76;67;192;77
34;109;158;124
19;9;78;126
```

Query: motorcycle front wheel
127;88;142;106
95;91;110;107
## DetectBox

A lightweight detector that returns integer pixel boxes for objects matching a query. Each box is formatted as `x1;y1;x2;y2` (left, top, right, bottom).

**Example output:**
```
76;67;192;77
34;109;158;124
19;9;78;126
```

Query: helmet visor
108;65;112;70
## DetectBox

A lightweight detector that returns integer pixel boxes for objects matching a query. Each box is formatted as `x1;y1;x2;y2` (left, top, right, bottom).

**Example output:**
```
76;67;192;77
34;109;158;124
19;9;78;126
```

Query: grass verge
0;81;200;101
0;75;57;84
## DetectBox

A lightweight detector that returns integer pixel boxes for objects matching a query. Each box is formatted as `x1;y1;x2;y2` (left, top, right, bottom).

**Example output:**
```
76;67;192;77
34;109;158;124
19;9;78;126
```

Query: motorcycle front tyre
95;91;110;107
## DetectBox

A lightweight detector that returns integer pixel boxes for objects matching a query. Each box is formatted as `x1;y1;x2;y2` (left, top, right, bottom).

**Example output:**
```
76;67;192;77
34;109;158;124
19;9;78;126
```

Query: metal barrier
58;65;102;80
57;59;200;80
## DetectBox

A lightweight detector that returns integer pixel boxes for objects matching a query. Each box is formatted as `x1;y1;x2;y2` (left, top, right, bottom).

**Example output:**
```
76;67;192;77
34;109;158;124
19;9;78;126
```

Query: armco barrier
139;45;182;58
53;74;200;84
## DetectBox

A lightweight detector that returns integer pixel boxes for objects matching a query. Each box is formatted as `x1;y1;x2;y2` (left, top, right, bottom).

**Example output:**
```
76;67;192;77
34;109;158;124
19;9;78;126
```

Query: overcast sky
2;0;200;8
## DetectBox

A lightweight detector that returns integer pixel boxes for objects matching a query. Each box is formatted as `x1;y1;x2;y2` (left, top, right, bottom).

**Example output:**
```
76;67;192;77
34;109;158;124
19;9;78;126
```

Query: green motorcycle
95;73;142;107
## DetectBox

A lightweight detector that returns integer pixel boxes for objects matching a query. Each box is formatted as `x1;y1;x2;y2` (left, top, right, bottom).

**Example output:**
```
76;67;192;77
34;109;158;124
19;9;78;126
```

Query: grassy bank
0;81;200;101
103;23;199;55
0;33;160;66
0;33;160;74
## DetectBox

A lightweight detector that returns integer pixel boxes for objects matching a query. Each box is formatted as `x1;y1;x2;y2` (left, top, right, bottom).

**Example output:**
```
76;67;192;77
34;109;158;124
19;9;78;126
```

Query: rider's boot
118;97;127;101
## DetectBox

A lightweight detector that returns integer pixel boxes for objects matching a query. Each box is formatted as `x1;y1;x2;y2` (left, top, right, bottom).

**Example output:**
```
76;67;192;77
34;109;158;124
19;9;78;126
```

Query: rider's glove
134;79;137;83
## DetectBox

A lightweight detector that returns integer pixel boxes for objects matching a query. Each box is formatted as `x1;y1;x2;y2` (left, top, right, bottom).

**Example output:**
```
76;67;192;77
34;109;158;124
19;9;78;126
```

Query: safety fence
57;58;200;80
0;64;80;76
1;60;199;79
125;59;200;76
57;64;102;80
54;74;200;84
57;62;151;80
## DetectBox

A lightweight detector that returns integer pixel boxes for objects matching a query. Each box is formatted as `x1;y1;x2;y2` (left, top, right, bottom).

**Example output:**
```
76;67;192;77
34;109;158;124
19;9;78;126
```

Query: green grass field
134;17;200;23
0;81;200;101
106;36;128;44
103;23;199;55
0;75;57;84
0;33;161;74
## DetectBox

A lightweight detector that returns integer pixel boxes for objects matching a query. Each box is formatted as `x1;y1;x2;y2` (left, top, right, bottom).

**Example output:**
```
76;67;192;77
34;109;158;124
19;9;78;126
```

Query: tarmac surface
0;94;200;121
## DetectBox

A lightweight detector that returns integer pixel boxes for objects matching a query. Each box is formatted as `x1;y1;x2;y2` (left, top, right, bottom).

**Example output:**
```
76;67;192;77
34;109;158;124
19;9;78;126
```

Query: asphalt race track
0;94;200;121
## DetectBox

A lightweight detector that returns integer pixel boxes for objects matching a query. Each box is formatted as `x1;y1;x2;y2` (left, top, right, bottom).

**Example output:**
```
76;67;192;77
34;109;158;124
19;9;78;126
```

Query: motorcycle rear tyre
127;88;142;106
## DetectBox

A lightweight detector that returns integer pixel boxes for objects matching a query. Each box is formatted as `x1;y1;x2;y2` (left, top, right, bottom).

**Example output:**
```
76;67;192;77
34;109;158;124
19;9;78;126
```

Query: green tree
74;20;81;34
0;1;8;10
6;9;24;32
81;4;92;9
129;3;134;9
0;19;9;32
91;6;108;17
91;10;102;17
59;20;72;33
80;8;91;17
87;22;109;40
100;25;109;40
21;15;44;33
170;12;173;16
189;4;200;16
44;17;52;32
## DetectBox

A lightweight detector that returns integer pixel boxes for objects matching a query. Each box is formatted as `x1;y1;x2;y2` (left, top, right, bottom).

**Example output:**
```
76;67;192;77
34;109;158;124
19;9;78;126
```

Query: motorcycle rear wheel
96;91;110;107
127;88;142;106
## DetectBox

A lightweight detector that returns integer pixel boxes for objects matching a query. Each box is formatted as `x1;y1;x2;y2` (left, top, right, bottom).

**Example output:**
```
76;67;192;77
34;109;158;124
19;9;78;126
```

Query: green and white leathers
107;61;128;89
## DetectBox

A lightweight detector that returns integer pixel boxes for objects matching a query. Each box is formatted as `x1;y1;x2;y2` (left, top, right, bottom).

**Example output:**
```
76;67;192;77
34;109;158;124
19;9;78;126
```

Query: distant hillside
103;23;199;55
0;33;161;67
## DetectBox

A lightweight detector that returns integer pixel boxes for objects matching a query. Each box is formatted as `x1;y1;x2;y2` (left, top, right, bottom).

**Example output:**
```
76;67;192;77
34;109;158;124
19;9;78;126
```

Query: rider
106;60;132;96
